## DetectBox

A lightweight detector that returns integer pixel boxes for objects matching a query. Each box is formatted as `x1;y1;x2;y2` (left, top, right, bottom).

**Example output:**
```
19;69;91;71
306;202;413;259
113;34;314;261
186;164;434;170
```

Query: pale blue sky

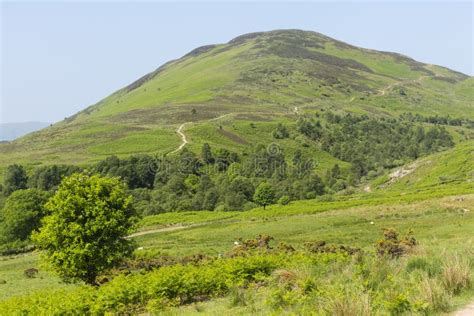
1;1;472;123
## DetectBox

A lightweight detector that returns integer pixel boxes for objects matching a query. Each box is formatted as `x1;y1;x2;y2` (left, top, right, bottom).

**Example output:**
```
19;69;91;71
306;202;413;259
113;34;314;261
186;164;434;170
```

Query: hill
0;29;472;170
1;29;473;314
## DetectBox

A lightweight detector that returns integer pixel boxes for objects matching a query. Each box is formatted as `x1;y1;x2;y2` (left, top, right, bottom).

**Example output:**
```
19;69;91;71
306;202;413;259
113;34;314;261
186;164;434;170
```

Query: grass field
1;185;472;307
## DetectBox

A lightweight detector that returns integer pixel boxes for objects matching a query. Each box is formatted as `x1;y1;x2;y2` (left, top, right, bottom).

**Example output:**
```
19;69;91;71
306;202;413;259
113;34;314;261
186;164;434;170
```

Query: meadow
1;185;472;314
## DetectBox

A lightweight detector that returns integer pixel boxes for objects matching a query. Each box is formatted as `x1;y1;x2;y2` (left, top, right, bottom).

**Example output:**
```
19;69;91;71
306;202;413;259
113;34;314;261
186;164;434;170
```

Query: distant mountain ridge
0;122;50;141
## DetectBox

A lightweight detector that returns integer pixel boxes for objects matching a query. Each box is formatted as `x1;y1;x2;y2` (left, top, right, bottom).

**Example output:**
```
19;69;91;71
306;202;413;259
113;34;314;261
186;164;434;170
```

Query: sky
1;1;472;124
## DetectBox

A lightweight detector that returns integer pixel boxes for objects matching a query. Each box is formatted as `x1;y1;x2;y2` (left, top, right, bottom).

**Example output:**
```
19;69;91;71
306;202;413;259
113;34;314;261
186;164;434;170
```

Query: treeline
92;145;331;215
0;145;343;216
399;112;474;128
0;113;456;216
297;112;454;178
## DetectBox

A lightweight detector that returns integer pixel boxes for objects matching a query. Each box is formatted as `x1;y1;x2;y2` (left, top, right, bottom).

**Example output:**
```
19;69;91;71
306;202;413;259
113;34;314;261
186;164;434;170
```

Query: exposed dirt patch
387;161;423;184
233;113;272;122
454;302;474;316
217;128;248;145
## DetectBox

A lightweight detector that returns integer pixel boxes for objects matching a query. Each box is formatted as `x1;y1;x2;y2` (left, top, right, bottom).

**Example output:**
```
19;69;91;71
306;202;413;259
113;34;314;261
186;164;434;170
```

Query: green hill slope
370;139;474;194
0;29;471;170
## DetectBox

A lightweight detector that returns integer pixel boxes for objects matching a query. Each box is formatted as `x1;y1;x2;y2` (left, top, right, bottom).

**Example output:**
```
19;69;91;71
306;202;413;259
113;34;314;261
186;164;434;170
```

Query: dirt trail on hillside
128;223;202;238
454;302;474;316
169;113;233;154
169;123;190;154
376;75;430;97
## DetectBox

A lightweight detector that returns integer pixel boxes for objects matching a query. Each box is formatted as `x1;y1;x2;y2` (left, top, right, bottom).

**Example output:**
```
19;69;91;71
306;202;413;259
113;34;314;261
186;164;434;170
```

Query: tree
201;143;214;164
253;182;275;210
32;173;137;285
28;165;82;191
3;164;28;195
273;123;289;139
0;189;49;245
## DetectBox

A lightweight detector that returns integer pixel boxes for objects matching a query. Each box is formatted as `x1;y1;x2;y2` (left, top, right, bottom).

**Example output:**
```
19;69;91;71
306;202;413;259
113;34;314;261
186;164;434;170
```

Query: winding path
454;302;474;316
169;122;190;155
169;113;233;154
376;75;430;97
128;223;201;238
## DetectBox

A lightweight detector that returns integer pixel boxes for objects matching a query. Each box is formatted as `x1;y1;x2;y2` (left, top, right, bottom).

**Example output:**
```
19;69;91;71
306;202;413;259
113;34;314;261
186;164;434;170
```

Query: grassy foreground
0;188;473;314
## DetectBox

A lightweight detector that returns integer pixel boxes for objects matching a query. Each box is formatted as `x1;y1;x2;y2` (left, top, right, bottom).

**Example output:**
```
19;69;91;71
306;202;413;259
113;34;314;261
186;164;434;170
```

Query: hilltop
0;29;472;169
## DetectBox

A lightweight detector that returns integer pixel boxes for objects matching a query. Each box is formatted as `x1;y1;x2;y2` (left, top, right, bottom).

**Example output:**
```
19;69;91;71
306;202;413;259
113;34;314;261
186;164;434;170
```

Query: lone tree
201;143;214;164
253;182;275;210
33;173;137;285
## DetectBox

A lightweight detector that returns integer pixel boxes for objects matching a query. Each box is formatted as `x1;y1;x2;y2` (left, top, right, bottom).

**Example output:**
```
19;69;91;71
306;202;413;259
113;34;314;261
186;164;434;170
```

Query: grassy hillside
370;140;474;193
0;29;473;314
0;30;471;171
1;143;472;312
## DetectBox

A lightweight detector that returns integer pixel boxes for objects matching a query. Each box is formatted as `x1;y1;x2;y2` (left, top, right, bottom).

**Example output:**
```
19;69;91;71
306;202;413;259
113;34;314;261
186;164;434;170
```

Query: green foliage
28;164;82;191
0;189;49;248
95;155;156;189
406;257;441;277
278;195;290;205
3;165;28;195
201;143;214;164
1;193;474;313
299;113;455;178
375;228;417;258
253;182;275;210
272;123;289;139
0;253;286;314
32;173;137;285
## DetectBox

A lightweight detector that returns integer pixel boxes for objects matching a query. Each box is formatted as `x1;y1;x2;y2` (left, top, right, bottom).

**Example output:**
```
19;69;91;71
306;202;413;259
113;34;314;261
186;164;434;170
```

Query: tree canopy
33;173;137;285
253;182;275;210
0;189;49;247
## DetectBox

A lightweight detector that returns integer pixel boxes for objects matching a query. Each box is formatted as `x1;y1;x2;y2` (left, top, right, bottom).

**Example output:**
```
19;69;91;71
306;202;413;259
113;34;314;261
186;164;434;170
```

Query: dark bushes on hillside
298;112;454;177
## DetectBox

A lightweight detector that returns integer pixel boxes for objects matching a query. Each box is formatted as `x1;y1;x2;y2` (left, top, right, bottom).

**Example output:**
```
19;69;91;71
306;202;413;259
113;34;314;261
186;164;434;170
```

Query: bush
228;286;251;307
23;268;39;279
375;228;417;258
278;195;290;205
0;253;285;314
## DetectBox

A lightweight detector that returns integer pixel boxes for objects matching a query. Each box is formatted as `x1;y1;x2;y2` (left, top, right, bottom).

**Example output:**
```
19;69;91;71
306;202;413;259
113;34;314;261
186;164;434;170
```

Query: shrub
228;286;250;307
375;228;417;258
278;195;291;205
305;240;360;255
385;293;411;315
23;268;39;278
